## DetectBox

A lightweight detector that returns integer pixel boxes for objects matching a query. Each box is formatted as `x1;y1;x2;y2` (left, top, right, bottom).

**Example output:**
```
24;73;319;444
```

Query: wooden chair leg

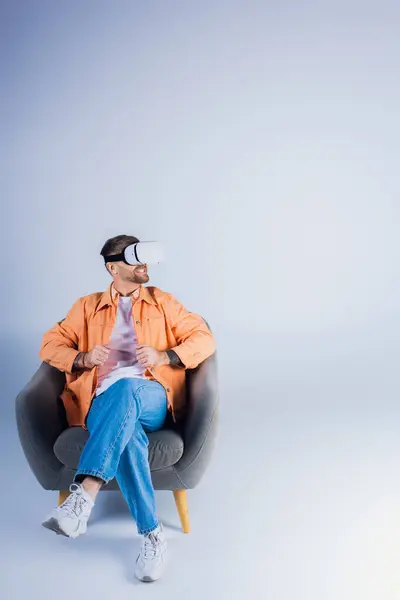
173;489;190;533
58;490;70;506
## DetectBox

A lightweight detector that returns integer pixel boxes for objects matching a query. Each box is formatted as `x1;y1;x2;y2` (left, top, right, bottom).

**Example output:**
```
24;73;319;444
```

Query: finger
97;355;109;363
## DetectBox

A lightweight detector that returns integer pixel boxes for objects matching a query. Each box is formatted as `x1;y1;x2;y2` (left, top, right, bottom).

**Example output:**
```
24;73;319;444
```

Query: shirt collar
110;282;140;303
95;282;157;313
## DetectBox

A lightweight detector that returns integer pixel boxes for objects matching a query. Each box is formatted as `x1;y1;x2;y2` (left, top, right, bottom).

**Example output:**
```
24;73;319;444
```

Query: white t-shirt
94;295;145;396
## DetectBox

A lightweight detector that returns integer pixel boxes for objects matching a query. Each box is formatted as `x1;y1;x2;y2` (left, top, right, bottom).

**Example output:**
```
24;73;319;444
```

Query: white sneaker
42;482;95;539
134;523;168;582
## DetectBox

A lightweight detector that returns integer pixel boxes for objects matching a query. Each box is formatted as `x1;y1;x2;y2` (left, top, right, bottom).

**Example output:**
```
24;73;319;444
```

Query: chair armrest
174;352;219;488
15;362;68;489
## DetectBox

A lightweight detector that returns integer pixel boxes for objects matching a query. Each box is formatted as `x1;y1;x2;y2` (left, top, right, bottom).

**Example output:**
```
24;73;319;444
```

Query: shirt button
136;321;140;324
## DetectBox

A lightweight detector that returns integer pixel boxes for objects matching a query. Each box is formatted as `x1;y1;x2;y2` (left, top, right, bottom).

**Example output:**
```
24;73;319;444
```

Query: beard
129;270;149;284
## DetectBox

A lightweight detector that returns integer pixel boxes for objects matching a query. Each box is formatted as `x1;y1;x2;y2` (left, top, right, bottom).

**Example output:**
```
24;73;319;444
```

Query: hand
84;344;111;368
136;345;169;369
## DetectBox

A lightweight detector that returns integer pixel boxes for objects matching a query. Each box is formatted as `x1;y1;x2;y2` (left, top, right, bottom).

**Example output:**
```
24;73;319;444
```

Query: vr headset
103;241;164;266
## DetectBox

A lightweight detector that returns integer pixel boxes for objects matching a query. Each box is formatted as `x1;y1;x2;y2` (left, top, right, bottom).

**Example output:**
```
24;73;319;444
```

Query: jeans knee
114;378;136;391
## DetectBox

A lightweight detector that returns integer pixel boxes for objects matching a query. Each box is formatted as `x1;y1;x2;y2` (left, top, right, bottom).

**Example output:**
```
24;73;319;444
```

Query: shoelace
59;483;89;518
142;532;162;559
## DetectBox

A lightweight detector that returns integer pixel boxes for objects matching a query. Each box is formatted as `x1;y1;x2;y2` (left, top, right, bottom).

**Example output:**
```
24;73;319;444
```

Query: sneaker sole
42;517;70;537
42;517;86;538
135;571;161;583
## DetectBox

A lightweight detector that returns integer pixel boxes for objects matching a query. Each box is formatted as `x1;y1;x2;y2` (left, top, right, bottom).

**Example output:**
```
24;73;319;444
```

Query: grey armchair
15;352;219;533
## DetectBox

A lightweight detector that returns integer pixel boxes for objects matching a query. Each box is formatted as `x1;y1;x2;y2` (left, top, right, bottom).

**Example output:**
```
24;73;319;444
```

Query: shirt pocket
145;314;164;322
144;306;165;320
142;313;169;348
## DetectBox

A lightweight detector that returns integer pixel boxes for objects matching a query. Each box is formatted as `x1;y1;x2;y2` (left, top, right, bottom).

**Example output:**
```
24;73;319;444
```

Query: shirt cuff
65;349;82;374
166;349;185;368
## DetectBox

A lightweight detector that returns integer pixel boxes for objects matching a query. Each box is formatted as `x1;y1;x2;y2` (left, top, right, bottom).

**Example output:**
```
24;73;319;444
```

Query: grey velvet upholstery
15;353;219;492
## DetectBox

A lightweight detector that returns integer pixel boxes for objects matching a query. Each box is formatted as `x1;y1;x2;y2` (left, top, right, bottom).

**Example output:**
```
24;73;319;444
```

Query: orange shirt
39;283;216;430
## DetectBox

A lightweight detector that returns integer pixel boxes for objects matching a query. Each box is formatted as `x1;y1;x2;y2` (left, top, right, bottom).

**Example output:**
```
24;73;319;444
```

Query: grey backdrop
2;1;400;599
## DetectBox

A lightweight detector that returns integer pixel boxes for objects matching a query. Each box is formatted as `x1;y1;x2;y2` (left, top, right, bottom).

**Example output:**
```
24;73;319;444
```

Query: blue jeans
73;377;168;535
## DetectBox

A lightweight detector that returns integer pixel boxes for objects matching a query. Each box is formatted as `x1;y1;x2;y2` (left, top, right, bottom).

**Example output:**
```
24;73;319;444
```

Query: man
40;234;216;583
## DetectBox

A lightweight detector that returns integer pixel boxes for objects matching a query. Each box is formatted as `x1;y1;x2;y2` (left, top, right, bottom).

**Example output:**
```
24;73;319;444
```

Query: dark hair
100;234;139;271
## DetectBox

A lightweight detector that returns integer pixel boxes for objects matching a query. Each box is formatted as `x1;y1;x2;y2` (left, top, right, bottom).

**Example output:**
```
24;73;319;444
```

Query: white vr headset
103;241;165;266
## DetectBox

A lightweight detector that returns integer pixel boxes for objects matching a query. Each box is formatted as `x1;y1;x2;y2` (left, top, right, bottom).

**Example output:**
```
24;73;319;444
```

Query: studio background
1;1;400;599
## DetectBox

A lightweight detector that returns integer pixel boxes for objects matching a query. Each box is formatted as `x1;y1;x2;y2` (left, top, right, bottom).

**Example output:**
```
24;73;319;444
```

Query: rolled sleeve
39;298;83;373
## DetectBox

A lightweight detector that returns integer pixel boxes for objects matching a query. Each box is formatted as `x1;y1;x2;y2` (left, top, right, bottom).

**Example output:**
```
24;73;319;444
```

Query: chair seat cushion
53;426;185;471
